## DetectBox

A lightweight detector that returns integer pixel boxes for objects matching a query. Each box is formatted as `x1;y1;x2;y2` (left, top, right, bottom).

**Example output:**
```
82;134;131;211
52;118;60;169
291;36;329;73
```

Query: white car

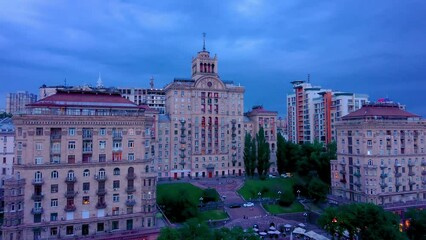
243;202;254;207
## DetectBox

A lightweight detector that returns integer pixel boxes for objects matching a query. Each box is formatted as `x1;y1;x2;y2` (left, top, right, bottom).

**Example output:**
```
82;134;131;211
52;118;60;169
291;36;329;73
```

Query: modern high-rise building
330;102;426;212
6;91;38;115
287;81;368;144
2;89;159;240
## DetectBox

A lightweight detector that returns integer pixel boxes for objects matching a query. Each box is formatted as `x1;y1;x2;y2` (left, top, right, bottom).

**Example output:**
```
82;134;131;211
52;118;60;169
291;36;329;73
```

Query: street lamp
258;192;262;203
199;197;204;208
277;191;282;201
297;189;301;199
303;212;308;223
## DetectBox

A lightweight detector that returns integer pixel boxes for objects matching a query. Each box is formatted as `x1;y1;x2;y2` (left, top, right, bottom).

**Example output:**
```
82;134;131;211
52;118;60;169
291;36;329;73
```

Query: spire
97;72;103;88
202;32;206;51
150;76;154;89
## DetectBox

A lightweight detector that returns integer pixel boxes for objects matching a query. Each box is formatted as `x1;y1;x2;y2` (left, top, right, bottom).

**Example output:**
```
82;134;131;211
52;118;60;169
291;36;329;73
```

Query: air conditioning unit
113;188;118;191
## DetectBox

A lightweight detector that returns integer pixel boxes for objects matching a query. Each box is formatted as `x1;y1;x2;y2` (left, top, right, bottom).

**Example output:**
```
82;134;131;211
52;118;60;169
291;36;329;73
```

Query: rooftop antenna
202;32;206;51
150;76;154;89
64;78;67;86
307;73;310;83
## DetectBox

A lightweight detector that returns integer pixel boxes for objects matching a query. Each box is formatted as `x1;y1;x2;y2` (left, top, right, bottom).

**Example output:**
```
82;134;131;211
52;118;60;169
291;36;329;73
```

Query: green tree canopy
405;208;426;240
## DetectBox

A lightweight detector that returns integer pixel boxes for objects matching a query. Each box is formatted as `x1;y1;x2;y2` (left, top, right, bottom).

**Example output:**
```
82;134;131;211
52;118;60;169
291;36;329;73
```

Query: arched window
83;169;90;177
98;168;106;177
51;171;58;179
113;168;120;175
128;167;134;174
67;170;75;179
34;171;42;181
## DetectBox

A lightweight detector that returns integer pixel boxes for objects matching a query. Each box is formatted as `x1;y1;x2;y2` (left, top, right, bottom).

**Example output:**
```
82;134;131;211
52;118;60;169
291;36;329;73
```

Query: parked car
229;203;241;208
243;202;254;207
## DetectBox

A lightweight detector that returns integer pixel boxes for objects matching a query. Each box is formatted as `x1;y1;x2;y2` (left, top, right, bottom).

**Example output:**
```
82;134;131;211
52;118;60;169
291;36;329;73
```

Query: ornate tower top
191;33;218;78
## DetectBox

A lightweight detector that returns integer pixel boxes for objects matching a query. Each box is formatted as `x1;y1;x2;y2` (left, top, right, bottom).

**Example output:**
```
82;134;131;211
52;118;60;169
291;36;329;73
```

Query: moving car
243;202;254;207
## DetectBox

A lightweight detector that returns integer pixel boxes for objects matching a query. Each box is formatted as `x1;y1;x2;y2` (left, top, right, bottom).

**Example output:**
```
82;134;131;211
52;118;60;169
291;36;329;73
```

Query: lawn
238;178;294;201
157;182;204;205
199;210;229;221
264;202;305;214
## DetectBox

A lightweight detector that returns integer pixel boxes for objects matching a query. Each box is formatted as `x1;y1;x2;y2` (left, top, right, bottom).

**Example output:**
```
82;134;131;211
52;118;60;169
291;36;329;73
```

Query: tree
405;208;426;240
276;133;286;174
278;190;295;207
256;127;270;178
157;188;199;223
201;188;219;203
318;203;406;240
243;133;255;177
250;137;257;177
307;177;329;202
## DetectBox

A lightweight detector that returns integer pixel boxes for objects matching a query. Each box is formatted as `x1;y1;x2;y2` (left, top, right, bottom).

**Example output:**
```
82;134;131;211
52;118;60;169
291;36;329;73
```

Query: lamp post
277;191;282;203
199;197;204;209
258;192;262;203
303;212;308;223
297;189;301;199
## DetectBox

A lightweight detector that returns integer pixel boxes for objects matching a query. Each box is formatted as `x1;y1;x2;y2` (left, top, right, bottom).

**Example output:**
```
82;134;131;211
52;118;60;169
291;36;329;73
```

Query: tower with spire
191;33;218;79
96;72;104;88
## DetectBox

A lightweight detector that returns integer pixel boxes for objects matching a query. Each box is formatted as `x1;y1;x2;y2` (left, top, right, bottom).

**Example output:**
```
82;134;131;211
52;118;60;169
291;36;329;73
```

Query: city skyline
1;1;426;117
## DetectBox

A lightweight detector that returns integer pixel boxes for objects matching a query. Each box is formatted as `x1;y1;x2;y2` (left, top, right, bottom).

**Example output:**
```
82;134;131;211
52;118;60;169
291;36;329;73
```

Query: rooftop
342;103;420;120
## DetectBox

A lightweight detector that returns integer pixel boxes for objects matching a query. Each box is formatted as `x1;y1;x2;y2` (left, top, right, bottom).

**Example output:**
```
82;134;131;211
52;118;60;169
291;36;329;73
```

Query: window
50;227;58;236
83;182;90;192
113;194;119;202
51;199;58;207
68;141;76;150
113;180;120;189
35;143;43;151
35;157;43;165
68;128;76;136
99;154;106;162
112;220;119;229
97;223;104;232
66;226;74;235
113;168;120;175
82;196;90;205
51;171;58;179
112;207;120;216
99;128;106;136
50;213;58;221
83;169;90;177
128;153;135;161
99;140;106;150
36;127;43;136
128;140;134;148
68;155;75;164
51;184;58;193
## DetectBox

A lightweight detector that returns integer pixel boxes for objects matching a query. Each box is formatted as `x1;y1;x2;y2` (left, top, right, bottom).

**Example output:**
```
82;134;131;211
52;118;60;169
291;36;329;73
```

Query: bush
278;190;295;207
201;188;219;203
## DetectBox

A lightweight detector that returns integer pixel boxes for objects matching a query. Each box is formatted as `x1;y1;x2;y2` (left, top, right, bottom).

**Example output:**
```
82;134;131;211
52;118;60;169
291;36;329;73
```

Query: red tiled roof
342;104;419;120
28;92;138;109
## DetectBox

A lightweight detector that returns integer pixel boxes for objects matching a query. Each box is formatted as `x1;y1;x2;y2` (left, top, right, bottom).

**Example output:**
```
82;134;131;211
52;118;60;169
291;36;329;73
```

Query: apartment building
287;81;368;144
2;89;158;240
6;91;37;115
330;102;426;212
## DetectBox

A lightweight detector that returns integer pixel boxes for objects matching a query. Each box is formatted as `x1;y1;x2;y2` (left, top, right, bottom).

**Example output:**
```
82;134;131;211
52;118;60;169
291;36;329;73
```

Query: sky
1;0;426;117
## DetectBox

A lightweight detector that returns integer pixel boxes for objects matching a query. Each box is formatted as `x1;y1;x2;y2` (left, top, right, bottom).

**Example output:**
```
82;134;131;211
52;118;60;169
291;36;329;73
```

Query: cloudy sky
1;0;425;117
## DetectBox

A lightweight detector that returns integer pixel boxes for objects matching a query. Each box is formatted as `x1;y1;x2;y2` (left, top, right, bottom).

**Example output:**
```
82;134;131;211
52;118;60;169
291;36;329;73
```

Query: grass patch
264;202;305;214
238;178;294;201
199;210;228;221
157;183;204;205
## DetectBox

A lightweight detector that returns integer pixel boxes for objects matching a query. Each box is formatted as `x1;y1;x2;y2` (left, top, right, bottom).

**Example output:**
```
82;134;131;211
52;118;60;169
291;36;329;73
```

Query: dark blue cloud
0;0;425;117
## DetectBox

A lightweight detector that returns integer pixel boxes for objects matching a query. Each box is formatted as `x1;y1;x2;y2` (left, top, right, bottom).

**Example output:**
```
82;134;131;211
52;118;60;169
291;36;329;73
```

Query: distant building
287;81;368;144
330;102;426;213
6;91;37;115
276;117;288;140
2;89;159;240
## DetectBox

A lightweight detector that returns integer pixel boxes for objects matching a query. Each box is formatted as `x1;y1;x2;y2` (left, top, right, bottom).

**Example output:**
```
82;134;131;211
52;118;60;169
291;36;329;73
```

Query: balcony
380;173;388;179
339;160;346;165
395;172;402;178
126;186;136;193
422;170;426;176
113;134;122;140
179;153;186;159
96;202;107;209
423;180;426;185
32;179;44;185
380;182;388;189
96;189;107;196
408;171;415;176
64;190;78;198
354;182;361;187
82;147;93;153
180;139;186;144
354;172;361;177
340;179;347;184
31;208;44;215
339;169;346;175
395;182;402;187
126;173;136;180
380;164;387;169
125;199;136;207
408;162;415;167
112;148;122;153
31;193;44;201
82;133;93;139
94;174;107;182
409;179;416;185
421;161;426;166
364;164;377;169
64;205;76;212
65;176;77;183
50;134;61;140
394;162;402;168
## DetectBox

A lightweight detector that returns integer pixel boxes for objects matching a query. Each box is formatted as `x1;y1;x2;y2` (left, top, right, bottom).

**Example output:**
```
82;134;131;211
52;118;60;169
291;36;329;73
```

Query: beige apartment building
2;89;158;240
330;103;426;212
